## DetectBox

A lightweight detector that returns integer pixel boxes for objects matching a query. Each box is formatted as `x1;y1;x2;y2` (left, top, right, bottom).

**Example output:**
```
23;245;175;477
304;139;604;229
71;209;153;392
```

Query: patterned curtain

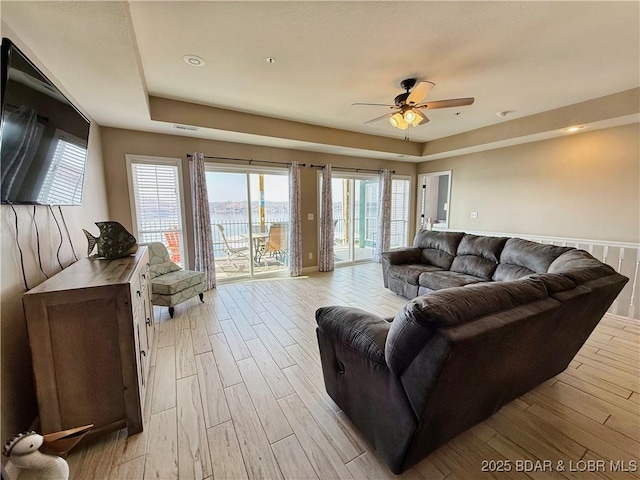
374;169;392;262
319;165;334;272
191;152;216;289
288;161;303;276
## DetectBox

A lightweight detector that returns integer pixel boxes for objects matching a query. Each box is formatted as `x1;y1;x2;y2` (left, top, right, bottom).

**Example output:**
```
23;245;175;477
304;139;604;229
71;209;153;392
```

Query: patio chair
164;230;181;264
216;224;250;266
145;242;206;318
258;222;288;264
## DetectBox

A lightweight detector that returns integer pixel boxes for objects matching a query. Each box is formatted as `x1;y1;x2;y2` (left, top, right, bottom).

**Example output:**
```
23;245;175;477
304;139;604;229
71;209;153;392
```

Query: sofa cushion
385;279;549;375
389;264;445;286
450;234;508;280
413;230;465;269
494;238;573;281
152;270;206;295
547;249;616;286
419;270;486;290
520;273;577;293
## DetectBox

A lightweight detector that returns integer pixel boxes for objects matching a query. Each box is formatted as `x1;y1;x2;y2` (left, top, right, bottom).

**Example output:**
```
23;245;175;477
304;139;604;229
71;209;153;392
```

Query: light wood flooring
22;264;640;479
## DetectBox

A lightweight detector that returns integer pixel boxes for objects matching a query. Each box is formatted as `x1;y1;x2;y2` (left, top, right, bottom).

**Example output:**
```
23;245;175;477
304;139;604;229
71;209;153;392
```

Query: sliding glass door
331;175;380;264
206;167;289;280
325;173;411;265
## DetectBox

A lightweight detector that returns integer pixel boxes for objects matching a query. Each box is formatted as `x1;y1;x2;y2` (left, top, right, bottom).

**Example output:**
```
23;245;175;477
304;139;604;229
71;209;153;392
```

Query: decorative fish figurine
82;221;138;259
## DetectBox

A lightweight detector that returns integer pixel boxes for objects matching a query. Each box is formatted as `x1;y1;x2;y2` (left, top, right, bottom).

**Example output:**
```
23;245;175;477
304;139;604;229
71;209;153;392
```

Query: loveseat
315;231;627;473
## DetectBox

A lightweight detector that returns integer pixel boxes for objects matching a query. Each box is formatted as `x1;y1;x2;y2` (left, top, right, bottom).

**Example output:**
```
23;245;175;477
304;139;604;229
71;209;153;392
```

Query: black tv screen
1;37;90;205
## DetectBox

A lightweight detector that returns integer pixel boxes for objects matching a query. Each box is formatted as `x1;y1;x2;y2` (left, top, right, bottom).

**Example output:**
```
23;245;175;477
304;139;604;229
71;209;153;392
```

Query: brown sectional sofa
315;231;628;474
381;230;587;298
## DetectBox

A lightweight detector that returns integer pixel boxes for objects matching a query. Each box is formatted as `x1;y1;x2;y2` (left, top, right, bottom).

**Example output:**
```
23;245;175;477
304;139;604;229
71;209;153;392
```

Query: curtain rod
309;164;395;174
186;154;305;167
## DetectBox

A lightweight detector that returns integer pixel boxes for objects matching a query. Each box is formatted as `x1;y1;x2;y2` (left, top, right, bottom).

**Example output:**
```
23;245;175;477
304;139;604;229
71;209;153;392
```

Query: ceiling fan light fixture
410;111;425;127
390;112;408;130
403;108;416;123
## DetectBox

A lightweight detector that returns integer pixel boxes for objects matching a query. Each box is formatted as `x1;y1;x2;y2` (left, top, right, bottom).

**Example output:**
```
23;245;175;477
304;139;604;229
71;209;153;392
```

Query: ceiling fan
353;78;474;129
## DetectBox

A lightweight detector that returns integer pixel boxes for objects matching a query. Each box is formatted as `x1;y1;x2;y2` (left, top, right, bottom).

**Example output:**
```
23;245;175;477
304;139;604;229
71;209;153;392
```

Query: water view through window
206;170;289;279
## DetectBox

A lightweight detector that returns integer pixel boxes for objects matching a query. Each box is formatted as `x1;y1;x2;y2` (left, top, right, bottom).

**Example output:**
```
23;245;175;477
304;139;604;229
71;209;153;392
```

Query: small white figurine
3;431;69;480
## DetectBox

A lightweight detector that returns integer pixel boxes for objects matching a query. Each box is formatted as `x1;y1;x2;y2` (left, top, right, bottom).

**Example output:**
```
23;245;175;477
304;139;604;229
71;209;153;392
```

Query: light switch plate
307;213;314;220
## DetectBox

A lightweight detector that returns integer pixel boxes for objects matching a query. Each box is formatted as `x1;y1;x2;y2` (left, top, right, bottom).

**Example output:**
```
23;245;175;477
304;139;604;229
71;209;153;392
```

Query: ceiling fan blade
352;103;396;108
406;81;435;105
416;97;475;109
364;112;395;124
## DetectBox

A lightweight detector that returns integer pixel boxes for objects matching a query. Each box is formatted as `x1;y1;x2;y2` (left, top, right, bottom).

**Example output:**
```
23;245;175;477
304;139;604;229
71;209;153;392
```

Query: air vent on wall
173;124;199;131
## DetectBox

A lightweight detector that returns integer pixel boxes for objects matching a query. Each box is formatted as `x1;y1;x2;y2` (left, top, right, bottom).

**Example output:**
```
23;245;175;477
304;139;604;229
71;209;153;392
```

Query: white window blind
130;161;185;266
38;135;86;204
390;178;410;247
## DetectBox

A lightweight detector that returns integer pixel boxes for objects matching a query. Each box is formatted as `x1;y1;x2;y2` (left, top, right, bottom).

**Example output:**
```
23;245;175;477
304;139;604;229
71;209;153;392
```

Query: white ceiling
2;1;639;160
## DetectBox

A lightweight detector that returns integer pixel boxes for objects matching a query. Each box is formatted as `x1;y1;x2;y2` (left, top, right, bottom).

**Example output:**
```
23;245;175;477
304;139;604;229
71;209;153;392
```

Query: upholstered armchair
145;242;206;318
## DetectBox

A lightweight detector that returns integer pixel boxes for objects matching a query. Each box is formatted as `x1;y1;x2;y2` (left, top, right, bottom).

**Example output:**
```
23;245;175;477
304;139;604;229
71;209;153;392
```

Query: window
390;178;410;247
127;156;186;267
37;130;86;205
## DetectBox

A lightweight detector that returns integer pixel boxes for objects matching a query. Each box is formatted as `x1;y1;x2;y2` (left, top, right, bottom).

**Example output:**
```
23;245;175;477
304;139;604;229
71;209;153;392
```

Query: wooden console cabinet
23;247;154;439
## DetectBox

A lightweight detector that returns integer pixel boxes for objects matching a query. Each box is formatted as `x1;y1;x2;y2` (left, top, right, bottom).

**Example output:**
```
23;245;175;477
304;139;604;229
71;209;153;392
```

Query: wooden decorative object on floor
3;431;70;480
42;424;94;456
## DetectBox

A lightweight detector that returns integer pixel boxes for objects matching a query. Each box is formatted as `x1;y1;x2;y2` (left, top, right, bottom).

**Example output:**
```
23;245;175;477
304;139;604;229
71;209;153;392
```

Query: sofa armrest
381;247;422;288
381;247;422;265
316;306;391;365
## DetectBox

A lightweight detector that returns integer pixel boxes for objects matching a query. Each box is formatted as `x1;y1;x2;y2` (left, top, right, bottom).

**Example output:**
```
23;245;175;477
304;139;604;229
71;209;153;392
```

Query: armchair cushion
147;242;181;278
151;270;206;296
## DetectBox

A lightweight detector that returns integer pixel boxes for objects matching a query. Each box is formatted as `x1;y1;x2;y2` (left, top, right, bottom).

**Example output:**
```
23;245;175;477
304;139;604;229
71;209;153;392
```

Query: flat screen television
1;37;90;205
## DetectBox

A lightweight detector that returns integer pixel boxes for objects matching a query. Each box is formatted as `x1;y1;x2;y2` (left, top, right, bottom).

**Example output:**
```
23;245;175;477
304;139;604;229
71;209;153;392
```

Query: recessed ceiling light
563;125;584;133
183;54;205;67
266;57;276;64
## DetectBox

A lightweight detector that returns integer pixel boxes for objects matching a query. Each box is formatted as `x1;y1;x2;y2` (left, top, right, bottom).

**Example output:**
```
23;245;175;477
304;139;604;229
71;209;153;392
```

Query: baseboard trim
302;266;318;274
605;312;640;325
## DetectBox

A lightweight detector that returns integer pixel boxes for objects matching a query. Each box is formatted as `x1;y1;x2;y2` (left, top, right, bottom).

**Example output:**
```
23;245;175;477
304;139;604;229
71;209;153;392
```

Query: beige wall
100;128;417;269
418;123;640;243
0;123;110;444
0;24;111;446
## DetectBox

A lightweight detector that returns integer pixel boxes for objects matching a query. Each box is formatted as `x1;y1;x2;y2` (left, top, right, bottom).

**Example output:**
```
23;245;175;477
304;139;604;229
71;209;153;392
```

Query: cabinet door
24;286;128;434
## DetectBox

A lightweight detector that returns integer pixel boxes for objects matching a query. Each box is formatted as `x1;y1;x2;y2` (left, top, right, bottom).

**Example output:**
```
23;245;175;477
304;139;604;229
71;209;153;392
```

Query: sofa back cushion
450;234;508;280
413;230;465;269
385;279;548;376
493;238;573;282
548;249;616;285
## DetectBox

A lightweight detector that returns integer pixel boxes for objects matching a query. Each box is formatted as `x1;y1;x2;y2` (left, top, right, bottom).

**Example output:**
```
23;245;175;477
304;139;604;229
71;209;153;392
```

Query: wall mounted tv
1;37;90;205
